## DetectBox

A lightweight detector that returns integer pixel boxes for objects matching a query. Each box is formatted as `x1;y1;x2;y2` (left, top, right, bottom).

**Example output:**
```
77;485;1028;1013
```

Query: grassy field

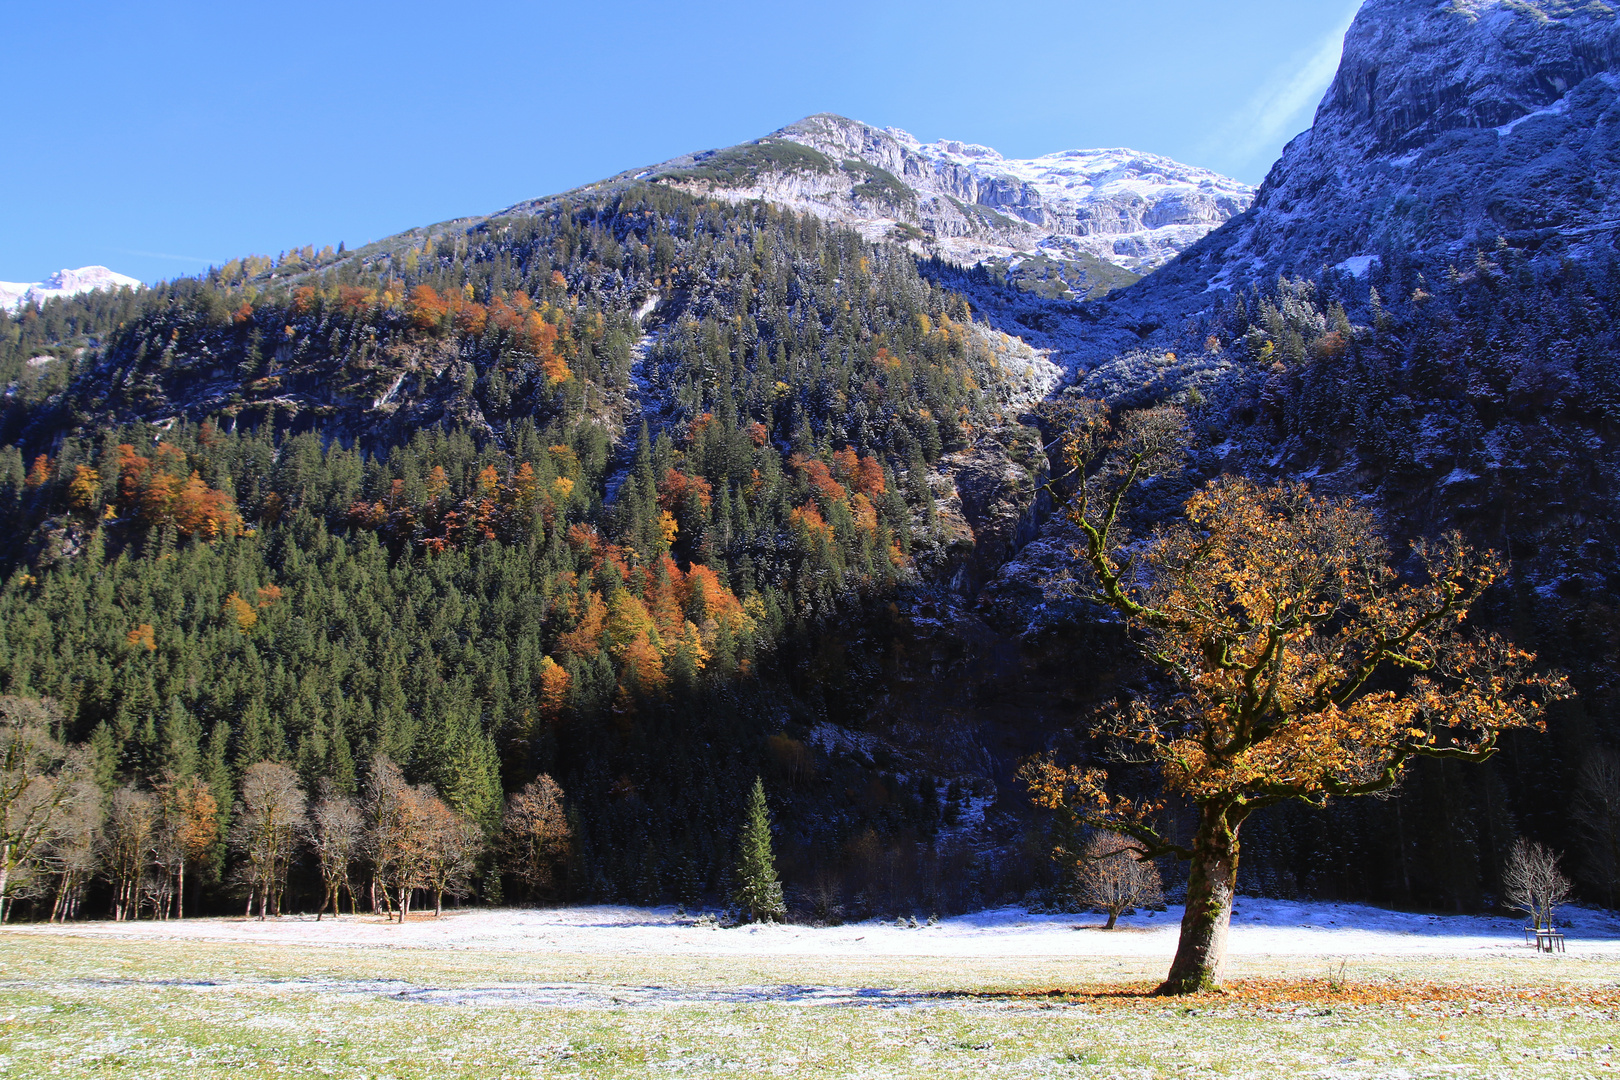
1;930;1616;1079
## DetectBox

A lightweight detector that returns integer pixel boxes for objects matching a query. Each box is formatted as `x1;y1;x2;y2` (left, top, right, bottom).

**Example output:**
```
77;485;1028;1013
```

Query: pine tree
730;776;785;923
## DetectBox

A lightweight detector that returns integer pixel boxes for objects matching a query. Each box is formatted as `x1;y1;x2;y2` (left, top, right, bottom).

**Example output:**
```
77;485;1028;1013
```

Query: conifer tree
730;776;785;923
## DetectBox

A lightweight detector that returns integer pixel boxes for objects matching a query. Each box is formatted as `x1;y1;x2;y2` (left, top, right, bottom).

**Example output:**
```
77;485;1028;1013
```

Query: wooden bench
1526;925;1566;952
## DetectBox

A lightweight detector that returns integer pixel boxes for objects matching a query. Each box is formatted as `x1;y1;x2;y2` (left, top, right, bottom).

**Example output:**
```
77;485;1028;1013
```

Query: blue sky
0;0;1362;285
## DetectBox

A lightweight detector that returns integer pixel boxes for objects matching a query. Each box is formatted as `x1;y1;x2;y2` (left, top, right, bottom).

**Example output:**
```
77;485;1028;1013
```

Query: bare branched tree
421;799;481;917
1501;837;1573;930
363;755;414;920
229;762;307;919
499;775;570;902
106;786;158;921
43;780;103;922
1574;750;1620;909
1074;831;1165;929
306;785;364;920
156;775;218;920
0;697;82;922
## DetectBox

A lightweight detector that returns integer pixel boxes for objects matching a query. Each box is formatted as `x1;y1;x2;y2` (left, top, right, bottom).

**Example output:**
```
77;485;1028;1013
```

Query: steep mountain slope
531;114;1253;300
1148;0;1620;299
0;265;139;312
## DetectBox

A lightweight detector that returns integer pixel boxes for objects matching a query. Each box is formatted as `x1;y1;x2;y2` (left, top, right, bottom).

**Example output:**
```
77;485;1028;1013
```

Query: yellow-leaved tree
1022;401;1569;994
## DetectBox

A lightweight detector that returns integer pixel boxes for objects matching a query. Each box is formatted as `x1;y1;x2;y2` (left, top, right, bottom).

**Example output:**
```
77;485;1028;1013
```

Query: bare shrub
1075;831;1164;929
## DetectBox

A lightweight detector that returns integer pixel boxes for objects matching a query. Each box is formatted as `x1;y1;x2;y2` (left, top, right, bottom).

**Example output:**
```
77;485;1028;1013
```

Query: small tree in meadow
1074;831;1164;930
731;777;785;923
1501;837;1572;931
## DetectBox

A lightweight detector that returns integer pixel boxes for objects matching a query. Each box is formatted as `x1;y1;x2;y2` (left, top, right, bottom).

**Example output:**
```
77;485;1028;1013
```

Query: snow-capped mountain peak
0;265;140;312
629;114;1255;290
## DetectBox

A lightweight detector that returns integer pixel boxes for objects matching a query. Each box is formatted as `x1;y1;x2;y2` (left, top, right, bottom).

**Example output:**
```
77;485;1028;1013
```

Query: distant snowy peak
0;266;140;312
896;130;1253;209
635;114;1254;288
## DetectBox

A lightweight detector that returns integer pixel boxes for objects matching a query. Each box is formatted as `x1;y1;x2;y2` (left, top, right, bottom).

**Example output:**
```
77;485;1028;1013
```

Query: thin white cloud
1202;3;1362;178
111;247;214;264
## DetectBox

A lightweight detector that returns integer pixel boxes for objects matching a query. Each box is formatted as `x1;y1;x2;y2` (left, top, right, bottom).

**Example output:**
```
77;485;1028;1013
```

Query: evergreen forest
2;182;1618;921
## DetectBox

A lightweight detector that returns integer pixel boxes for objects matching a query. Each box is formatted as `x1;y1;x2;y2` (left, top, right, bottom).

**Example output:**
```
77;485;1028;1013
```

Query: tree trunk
175;859;184;920
1104;909;1118;930
434;888;443;917
1160;802;1244;995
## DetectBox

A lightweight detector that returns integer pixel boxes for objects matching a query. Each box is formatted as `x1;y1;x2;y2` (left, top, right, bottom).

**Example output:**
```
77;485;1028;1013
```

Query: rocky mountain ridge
552;114;1254;300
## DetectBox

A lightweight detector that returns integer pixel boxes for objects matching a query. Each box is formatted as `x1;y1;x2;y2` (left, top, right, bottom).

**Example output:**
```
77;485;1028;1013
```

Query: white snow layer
887;128;1255;226
0;265;140;312
12;897;1618;959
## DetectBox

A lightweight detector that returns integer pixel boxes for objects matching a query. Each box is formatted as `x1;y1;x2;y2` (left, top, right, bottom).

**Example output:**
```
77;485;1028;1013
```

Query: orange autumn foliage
1023;399;1570;995
791;456;846;503
790;502;833;544
538;656;571;720
557;591;607;659
657;468;714;513
408;285;573;383
24;455;52;490
113;444;240;538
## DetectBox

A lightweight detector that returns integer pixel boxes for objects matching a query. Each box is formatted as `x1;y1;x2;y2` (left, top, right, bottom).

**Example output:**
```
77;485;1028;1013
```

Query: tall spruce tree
731;776;785;923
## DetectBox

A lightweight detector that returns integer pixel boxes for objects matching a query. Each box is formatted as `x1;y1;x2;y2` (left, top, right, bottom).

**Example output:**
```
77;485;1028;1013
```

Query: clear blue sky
0;0;1363;285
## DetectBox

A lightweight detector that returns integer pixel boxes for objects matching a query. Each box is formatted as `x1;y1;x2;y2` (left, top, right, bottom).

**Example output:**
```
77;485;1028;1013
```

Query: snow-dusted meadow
4;899;1617;1078
11;896;1620;963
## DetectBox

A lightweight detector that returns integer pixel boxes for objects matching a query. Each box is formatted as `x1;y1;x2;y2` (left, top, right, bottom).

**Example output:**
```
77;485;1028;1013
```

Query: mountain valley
2;0;1618;922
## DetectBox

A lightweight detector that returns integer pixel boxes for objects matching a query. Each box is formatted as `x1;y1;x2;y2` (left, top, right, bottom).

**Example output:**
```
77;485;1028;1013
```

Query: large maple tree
1024;402;1568;994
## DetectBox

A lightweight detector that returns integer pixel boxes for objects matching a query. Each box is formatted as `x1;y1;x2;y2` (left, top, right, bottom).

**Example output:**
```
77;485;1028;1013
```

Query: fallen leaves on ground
970;978;1620;1018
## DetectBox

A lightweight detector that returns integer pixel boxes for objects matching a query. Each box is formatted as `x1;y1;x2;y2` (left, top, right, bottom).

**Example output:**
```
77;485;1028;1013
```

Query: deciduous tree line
1;696;571;922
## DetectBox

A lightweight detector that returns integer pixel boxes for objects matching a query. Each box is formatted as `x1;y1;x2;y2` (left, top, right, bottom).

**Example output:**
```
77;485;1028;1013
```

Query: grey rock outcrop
639;114;1254;283
1160;0;1620;295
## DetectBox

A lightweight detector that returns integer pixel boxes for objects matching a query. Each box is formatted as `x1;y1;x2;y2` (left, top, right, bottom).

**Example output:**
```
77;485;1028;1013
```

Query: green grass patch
1;934;1616;1079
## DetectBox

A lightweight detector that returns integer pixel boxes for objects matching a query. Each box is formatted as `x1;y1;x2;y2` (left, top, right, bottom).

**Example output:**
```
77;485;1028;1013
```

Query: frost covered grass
2;902;1617;1079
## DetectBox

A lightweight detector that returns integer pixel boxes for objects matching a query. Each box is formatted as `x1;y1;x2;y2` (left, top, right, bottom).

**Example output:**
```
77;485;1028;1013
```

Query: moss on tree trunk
1160;802;1243;995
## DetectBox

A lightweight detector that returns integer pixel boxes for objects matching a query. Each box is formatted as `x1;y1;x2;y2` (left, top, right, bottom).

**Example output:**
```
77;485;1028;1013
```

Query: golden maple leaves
1026;400;1569;844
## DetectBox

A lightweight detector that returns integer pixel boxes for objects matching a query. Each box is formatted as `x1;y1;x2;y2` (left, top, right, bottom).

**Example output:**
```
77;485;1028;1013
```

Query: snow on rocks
646;114;1254;277
0;265;140;312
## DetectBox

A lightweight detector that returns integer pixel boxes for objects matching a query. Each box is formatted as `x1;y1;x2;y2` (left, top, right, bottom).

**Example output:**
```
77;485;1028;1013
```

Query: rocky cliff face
635;114;1253;290
1159;0;1620;294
